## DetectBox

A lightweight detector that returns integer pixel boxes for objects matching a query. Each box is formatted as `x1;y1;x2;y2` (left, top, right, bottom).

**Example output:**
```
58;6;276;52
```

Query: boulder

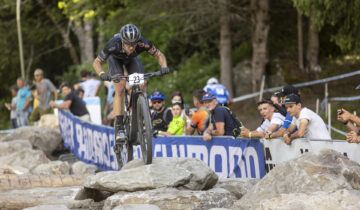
259;189;360;209
0;139;32;155
38;114;59;130
1;126;62;157
214;178;259;199
0;165;30;175
112;204;161;210
0;187;100;210
71;161;98;175
232;149;360;209
23;204;70;210
103;187;234;210
0;174;86;191
32;161;70;175
85;158;218;193
0;148;50;170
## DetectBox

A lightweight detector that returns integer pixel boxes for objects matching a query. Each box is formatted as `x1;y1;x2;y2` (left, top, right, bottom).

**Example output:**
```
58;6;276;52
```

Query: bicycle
111;71;162;169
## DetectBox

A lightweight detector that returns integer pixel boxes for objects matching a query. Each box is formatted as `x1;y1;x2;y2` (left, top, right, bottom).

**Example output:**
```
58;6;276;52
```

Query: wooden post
259;75;265;101
325;83;328;116
316;98;319;114
328;103;331;138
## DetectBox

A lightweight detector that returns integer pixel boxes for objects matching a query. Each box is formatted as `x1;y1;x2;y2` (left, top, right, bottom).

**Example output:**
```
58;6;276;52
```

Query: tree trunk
72;20;95;64
97;18;105;53
36;0;80;65
306;13;321;73
250;0;270;93
297;12;304;70
219;0;233;96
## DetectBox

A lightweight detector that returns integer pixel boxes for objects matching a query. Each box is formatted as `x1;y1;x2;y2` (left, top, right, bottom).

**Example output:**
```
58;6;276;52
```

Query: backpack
222;105;243;137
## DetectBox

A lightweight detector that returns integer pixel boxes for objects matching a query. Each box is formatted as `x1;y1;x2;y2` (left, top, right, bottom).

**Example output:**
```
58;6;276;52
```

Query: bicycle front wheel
136;95;152;164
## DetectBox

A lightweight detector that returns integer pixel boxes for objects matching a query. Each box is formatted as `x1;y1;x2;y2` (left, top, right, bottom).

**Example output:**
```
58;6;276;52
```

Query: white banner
262;138;360;172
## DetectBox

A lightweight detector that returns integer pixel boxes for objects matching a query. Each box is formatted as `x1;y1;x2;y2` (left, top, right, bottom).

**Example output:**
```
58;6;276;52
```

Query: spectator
159;102;184;136
241;99;285;139
5;85;18;129
30;69;58;122
271;85;299;138
16;77;32;127
170;91;191;133
338;108;360;143
74;69;89;90
79;70;101;98
171;91;184;105
203;77;232;106
202;92;236;141
49;82;91;121
102;81;115;126
283;94;331;144
150;91;173;132
186;89;209;135
270;92;287;116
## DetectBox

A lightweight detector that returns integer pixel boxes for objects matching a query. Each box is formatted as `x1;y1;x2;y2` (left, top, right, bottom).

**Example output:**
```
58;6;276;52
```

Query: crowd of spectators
6;68;359;145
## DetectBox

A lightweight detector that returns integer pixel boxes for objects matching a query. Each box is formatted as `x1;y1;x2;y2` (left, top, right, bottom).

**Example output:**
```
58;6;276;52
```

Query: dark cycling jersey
97;34;159;63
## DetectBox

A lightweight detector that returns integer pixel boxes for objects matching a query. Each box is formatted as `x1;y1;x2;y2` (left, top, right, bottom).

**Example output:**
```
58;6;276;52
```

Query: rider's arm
93;57;105;75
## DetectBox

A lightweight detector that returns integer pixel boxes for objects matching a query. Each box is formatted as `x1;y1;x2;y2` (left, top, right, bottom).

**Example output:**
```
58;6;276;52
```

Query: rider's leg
108;55;127;141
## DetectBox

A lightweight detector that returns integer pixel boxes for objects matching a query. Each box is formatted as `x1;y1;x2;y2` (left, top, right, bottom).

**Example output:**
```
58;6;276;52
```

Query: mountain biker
93;24;170;141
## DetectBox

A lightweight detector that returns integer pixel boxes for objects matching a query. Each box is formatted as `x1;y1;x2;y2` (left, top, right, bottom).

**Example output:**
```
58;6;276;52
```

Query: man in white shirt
283;94;331;144
241;99;285;139
80;72;101;98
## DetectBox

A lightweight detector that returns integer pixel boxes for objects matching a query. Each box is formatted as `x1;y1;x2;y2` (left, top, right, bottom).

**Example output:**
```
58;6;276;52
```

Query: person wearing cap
202;92;236;141
49;82;90;121
159;102;185;136
271;85;299;138
150;91;173;132
283;94;330;144
30;68;58;122
203;77;232;106
186;89;210;135
337;84;360;143
240;99;285;139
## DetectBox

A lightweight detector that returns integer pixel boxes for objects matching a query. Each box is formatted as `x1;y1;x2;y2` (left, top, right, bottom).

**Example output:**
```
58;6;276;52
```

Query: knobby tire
136;95;152;164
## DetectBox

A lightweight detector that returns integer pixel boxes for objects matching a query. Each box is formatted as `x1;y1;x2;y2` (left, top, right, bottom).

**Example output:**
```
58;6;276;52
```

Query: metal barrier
233;70;360;102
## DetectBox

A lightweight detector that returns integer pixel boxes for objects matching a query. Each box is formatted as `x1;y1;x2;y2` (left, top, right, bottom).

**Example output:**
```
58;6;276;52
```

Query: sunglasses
123;41;138;47
152;100;163;104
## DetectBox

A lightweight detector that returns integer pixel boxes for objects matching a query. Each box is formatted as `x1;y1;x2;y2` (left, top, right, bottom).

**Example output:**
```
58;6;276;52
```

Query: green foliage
147;53;219;107
293;0;360;53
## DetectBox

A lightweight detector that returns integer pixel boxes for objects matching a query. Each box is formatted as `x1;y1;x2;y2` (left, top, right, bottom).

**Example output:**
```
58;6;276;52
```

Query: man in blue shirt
203;77;232;106
16;77;32;127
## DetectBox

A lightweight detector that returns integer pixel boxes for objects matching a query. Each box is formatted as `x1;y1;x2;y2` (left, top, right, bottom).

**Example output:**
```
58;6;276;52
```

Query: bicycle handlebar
110;71;162;82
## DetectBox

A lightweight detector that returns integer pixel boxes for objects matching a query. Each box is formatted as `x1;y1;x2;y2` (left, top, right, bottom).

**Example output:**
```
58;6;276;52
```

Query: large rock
23;204;70;210
123;158;218;190
103;187;234;210
215;178;259;199
232;149;360;209
1;126;62;157
0;165;30;175
0;174;86;191
112;204;160;210
32;161;70;175
85;158;218;192
0;139;32;155
0;187;101;210
71;161;98;175
259;189;360;209
38;114;59;130
0;148;50;170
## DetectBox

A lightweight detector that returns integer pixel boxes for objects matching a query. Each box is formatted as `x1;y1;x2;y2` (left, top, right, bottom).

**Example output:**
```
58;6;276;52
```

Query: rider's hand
100;73;112;81
160;67;170;75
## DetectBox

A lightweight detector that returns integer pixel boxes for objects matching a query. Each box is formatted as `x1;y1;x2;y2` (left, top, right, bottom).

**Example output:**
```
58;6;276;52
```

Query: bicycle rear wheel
136;95;152;164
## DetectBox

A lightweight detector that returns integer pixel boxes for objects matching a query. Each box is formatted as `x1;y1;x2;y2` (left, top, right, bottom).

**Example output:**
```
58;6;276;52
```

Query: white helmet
207;77;219;85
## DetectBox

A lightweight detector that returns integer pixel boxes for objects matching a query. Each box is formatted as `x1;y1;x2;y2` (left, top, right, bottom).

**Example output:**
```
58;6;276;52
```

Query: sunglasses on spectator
152;100;163;104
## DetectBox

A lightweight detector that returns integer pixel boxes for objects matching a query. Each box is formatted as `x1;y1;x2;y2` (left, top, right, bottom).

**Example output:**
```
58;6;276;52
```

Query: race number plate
129;73;144;86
